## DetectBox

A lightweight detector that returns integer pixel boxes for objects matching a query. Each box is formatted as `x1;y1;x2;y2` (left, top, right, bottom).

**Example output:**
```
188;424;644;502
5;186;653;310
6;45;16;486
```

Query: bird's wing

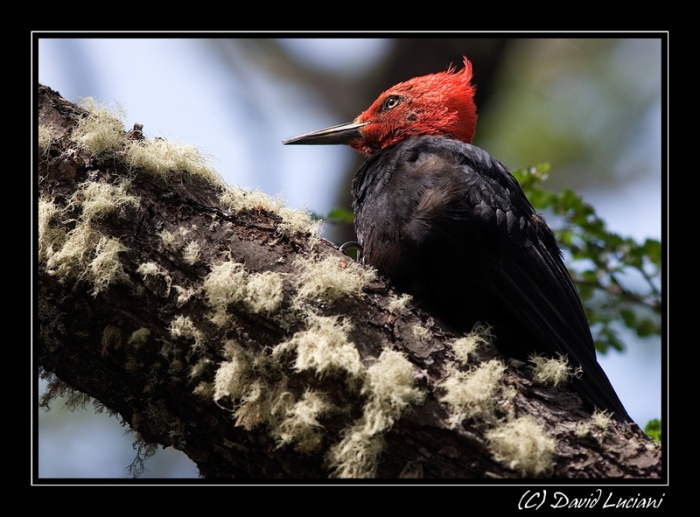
354;136;628;419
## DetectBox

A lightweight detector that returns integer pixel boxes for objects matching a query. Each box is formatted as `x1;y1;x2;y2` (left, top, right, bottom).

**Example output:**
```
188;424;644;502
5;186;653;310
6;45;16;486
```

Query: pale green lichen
42;181;137;296
362;349;424;434
45;223;130;296
212;319;353;454
212;313;375;458
530;354;582;387
220;186;278;213
440;359;506;427
70;98;222;184
578;408;614;443
72;98;126;155
277;204;322;241
450;324;492;364
275;390;335;454
136;262;159;278
189;358;212;381
387;293;412;314
159;230;175;248
174;285;195;305
220;186;323;239
235;380;288;431
294;254;376;305
44;222;96;281
193;382;214;399
208;308;424;478
213;340;254;404
327;431;386;479
591;409;613;430
68;180;139;223
574;421;591;438
202;261;249;326
202;261;286;325
137;262;172;298
412;324;432;342
485;416;555;477
246;271;285;313
125;138;221;184
183;241;201;265
39;124;55;153
38;197;64;263
327;349;424;478
128;328;151;348
88;236;129;296
169;315;206;358
274;313;363;381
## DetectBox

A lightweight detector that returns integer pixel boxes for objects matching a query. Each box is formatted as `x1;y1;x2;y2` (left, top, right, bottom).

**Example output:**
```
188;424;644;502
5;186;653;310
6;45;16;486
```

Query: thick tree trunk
36;85;661;480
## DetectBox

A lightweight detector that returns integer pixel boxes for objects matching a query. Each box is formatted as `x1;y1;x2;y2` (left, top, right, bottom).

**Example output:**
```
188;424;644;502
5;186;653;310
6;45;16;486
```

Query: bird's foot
340;241;364;262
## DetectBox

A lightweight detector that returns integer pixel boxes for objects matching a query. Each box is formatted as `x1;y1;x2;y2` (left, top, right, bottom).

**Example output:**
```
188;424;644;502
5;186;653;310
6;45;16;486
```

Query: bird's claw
340;241;364;262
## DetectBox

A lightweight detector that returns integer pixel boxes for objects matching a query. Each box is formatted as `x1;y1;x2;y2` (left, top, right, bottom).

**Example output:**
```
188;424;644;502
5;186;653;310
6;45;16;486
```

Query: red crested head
283;57;477;157
351;57;477;156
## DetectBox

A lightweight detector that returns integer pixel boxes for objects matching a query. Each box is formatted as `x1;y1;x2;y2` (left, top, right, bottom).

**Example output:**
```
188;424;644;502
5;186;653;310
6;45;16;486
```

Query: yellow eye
382;96;401;111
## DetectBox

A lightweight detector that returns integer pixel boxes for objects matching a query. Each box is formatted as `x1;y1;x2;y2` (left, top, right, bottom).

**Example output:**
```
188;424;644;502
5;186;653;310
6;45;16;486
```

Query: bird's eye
382;96;401;111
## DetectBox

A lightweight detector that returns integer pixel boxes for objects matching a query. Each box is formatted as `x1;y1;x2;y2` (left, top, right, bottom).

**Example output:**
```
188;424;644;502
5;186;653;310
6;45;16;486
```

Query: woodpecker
283;57;630;421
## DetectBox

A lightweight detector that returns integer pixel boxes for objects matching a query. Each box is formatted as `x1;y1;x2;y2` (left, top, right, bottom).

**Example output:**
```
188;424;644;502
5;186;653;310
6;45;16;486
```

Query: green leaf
644;419;661;443
326;208;355;224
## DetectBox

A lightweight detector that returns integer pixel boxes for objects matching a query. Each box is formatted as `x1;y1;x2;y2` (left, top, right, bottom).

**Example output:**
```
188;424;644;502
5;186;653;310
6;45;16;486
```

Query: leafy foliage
644;418;661;443
325;208;355;225
512;164;661;354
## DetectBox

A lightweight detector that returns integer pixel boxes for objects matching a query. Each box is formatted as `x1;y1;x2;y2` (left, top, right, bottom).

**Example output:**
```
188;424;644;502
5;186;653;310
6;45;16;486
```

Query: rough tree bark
36;85;661;480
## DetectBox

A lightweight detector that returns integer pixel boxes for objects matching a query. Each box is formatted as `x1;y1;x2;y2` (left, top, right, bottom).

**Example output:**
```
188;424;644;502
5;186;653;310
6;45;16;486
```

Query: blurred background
36;37;664;479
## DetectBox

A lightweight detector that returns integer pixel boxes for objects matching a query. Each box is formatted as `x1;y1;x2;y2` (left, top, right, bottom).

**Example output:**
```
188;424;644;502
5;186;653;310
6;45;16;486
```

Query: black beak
283;121;369;146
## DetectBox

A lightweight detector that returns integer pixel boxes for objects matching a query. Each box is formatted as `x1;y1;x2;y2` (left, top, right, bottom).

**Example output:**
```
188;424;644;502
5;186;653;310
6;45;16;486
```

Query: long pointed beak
283;121;369;146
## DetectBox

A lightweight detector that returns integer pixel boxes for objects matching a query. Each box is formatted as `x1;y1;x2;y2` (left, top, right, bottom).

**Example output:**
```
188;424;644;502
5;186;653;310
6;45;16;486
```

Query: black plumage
352;136;629;420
